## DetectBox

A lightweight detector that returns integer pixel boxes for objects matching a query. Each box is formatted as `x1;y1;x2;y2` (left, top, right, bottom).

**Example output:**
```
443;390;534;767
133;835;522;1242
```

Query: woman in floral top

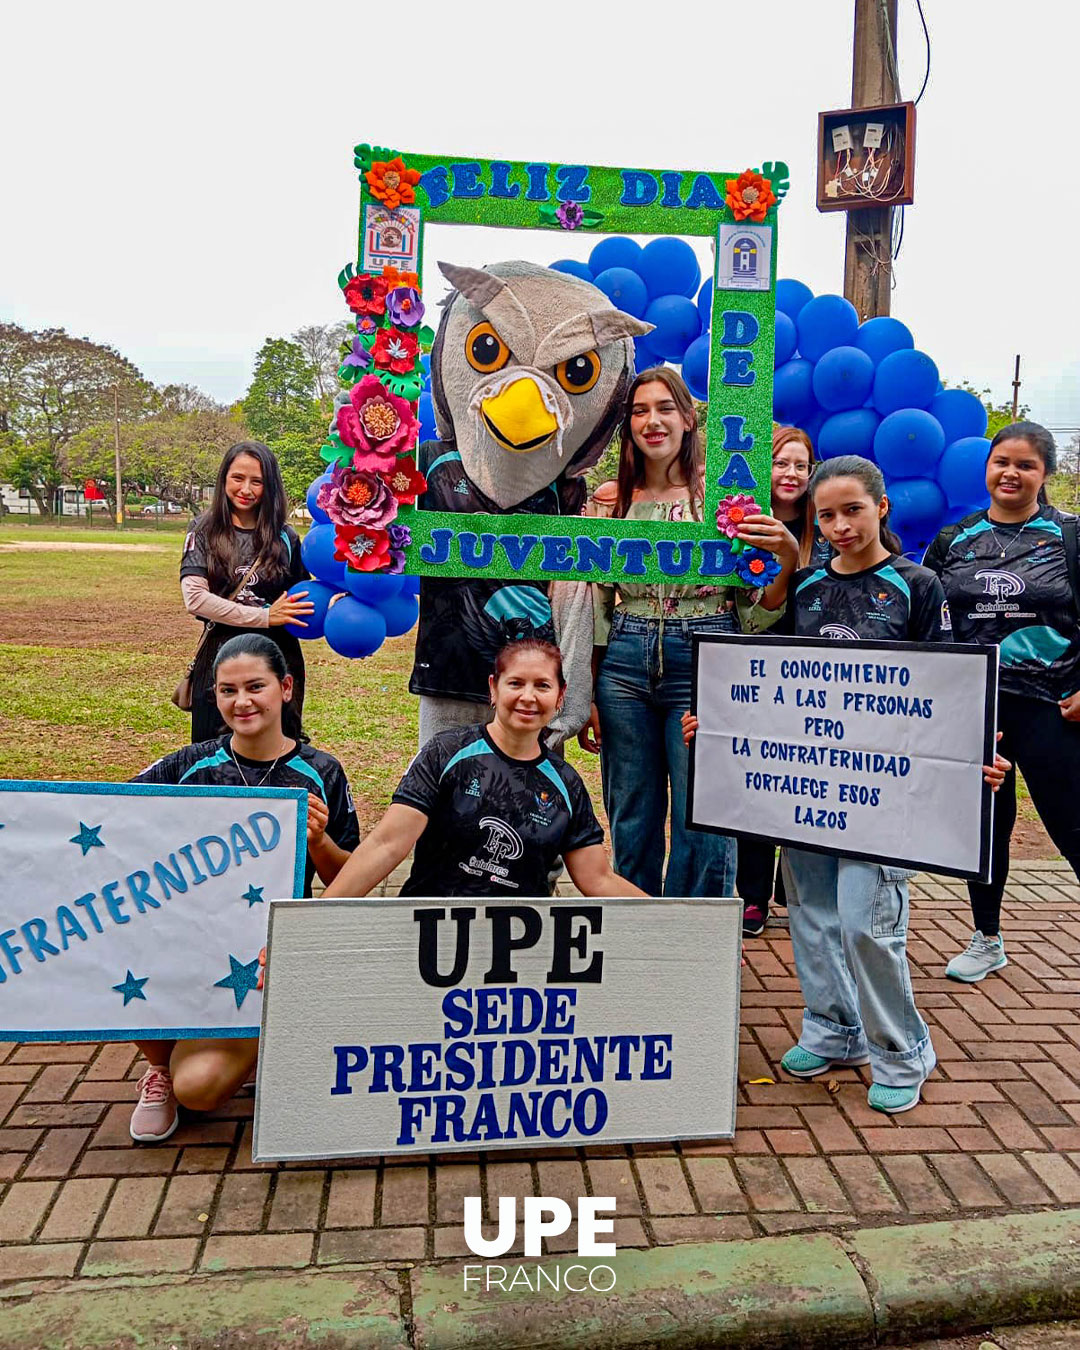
577;367;791;897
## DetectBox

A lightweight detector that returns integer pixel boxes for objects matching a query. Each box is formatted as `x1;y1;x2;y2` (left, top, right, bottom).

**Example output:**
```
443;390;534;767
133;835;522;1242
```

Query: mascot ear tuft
437;261;537;363
592;311;655;345
437;262;506;308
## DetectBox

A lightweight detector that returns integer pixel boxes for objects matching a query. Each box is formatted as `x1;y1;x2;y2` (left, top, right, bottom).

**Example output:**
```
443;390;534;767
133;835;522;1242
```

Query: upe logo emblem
820;623;861;640
479;817;523;864
463;1196;617;1293
976;569;1025;599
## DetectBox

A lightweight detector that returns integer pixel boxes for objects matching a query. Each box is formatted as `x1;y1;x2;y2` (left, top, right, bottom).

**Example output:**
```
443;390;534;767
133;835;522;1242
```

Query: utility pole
1010;354;1022;420
113;385;124;529
843;0;900;320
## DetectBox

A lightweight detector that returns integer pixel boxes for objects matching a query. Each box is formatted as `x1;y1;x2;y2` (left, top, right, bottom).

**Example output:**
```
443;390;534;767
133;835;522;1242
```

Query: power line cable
913;0;931;104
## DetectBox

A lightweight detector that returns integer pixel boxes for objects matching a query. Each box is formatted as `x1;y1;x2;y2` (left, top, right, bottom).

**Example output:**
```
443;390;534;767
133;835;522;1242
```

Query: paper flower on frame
336;374;419;471
342;273;389;317
365;156;421;210
725;169;777;223
372;326;420;374
341;336;372;373
387;523;412;574
334;524;392;573
386;286;425;329
380;457;427;505
381;266;420;289
734;547;781;587
556;201;585;230
715;493;759;538
317;464;398;529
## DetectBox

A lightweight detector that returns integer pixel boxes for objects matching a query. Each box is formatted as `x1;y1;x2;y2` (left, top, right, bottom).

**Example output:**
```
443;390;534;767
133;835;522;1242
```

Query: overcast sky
2;1;1076;433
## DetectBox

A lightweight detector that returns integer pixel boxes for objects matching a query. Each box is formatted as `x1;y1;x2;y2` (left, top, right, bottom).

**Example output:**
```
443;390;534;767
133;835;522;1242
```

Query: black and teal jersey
783;554;951;643
923;505;1080;702
131;737;359;895
392;724;604;896
409;441;560;704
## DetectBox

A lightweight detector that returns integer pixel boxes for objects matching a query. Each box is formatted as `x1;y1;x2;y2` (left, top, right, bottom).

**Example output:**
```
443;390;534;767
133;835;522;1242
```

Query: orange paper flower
724;169;777;223
381;265;420;289
366;157;421;211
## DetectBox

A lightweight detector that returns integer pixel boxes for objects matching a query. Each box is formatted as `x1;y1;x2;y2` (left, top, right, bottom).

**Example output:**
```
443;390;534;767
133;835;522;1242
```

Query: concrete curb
2;1209;1079;1348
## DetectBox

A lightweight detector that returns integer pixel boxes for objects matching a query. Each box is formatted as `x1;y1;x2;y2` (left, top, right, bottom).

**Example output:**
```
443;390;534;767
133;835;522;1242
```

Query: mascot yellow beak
481;377;558;452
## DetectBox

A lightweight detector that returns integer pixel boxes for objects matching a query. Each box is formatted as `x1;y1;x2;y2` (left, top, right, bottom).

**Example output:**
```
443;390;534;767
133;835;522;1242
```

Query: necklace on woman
986;516;1034;559
228;737;290;787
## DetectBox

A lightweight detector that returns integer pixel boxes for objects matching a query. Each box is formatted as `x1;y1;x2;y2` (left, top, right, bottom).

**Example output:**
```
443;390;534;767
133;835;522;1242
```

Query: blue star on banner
242;884;265;907
70;822;104;855
214;954;261;1009
112;970;149;1005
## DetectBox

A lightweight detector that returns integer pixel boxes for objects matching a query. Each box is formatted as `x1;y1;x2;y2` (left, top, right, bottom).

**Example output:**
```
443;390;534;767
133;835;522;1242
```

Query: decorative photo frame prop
328;147;780;588
0;780;306;1042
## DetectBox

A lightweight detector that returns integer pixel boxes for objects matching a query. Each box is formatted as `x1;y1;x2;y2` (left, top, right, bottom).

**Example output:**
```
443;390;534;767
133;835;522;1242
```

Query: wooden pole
843;0;900;320
1010;354;1021;420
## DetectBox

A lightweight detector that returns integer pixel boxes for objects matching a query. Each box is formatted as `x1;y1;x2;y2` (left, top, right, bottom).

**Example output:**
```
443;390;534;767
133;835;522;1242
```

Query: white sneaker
945;931;1007;983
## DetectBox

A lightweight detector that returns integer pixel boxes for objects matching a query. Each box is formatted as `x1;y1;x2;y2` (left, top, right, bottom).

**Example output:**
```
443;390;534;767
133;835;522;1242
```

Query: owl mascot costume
410;260;652;747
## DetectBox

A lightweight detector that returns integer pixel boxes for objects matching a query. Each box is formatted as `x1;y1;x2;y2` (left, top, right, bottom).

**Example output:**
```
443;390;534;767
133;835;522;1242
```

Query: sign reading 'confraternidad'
688;636;998;881
0;781;305;1041
253;897;741;1161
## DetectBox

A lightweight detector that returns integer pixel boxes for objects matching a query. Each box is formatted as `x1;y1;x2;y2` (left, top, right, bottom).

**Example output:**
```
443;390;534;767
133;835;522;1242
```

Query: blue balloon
773;359;816;425
592;266;649;319
420;353;431;375
796;294;859;363
398;574;421;597
634;336;663;373
776;278;814;321
887;478;947;551
818;408;881;461
300;522;346;586
306;474;332;525
550;259;593;283
800;409;828;452
872;349;940;415
639;238;701;299
696;278;713;329
681;334;711;400
643;295;701;362
341;570;405;604
284;579;341;640
377;593;420;638
874;409;946;478
936;436;992;508
774;310;798;366
323;595;387;659
854;316;914;367
588;237;643;276
812;345;876;412
929;389;989;445
418;391;438;444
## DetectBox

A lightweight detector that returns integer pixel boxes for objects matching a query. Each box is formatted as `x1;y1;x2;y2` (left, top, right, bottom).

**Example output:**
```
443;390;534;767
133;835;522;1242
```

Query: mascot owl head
429;260;653;511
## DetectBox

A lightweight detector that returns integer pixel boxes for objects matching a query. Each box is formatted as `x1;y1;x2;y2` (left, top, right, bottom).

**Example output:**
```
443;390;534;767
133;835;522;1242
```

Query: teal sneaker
945;931;1007;983
868;1081;923;1114
780;1045;870;1078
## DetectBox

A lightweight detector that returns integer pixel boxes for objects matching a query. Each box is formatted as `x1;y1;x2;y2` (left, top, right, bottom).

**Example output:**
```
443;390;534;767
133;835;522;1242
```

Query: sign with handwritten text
688;636;998;880
0;781;305;1041
254;897;741;1161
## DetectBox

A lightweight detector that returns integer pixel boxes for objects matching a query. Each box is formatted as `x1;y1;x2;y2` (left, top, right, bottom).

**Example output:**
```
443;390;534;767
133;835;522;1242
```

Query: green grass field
0;525;604;830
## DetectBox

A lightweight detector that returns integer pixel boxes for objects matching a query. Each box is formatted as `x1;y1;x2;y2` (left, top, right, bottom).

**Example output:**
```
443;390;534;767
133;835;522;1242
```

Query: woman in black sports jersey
924;422;1080;983
127;633;359;1143
180;441;314;743
323;639;645;902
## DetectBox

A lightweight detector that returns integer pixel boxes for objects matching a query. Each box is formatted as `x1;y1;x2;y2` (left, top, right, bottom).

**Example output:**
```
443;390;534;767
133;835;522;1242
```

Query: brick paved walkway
2;861;1078;1286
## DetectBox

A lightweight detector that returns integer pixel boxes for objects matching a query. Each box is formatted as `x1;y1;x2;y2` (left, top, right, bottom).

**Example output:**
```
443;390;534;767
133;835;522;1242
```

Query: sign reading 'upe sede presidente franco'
688;636;999;881
0;781;305;1041
253;897;741;1161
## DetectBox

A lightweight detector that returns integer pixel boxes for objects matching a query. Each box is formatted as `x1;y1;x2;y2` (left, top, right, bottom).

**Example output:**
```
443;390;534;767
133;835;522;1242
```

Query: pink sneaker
130;1066;178;1142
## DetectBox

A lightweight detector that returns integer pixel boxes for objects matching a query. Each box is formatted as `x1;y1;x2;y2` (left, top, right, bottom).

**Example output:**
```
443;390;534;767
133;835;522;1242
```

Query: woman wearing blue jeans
578;367;787;897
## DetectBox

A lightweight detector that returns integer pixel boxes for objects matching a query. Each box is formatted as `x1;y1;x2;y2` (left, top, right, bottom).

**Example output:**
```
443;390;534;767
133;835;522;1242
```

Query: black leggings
969;691;1080;935
736;837;787;907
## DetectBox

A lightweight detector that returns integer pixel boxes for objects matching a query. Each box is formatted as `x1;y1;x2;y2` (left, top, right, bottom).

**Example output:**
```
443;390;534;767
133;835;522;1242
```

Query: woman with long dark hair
180;441;313;743
924;422;1080;981
577;368;790;897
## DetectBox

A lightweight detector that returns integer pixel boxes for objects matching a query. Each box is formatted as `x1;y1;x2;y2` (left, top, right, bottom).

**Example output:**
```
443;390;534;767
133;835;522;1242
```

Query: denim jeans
781;848;936;1088
596;611;737;897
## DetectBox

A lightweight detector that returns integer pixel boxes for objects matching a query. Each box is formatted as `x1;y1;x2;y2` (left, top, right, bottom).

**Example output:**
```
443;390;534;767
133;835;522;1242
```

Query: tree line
0;321;349;519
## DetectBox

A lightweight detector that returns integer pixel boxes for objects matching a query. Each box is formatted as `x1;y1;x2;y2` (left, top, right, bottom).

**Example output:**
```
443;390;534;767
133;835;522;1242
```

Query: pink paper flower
715;492;760;538
317;464;398;529
336;374;419;472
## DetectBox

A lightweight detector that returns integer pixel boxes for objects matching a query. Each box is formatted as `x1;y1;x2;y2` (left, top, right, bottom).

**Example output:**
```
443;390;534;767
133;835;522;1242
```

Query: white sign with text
254;897;741;1160
688;636;997;880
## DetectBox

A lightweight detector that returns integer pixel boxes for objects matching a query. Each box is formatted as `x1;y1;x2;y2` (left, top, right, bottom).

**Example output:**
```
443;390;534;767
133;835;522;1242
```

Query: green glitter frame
356;148;778;587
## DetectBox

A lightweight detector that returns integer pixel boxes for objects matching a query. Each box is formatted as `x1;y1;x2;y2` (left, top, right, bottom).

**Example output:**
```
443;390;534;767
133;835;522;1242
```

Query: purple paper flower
356;315;379;337
317;463;398;529
387;522;412;574
556;200;584;230
386;286;425;329
342;336;372;370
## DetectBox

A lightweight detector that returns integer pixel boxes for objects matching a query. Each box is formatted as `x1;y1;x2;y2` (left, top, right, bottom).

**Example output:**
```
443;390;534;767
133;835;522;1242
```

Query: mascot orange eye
466;322;510;373
555;350;601;394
